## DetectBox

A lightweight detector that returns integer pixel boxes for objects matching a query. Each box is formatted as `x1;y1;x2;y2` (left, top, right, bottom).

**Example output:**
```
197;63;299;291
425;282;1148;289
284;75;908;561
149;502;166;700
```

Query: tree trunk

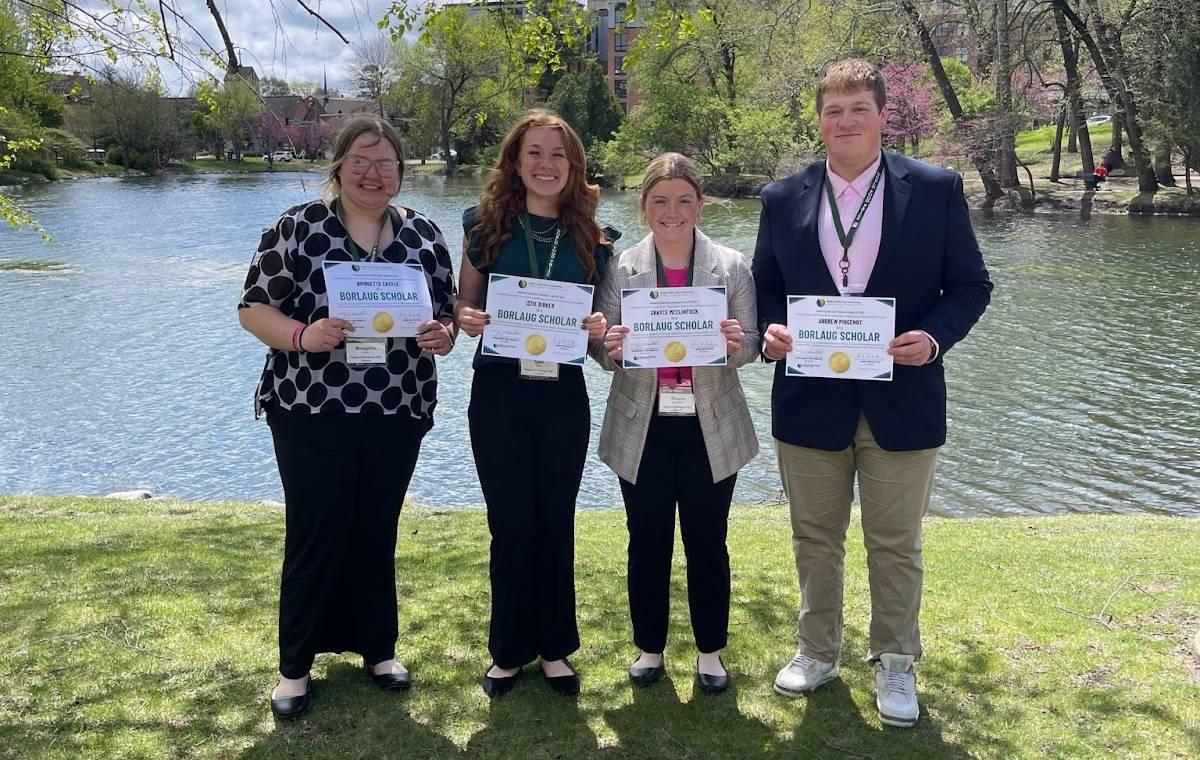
1185;149;1194;195
1050;105;1065;181
899;0;1004;202
1154;145;1175;186
206;0;240;75
1105;116;1125;171
994;0;1019;187
1053;0;1156;191
1054;7;1092;174
1066;112;1077;153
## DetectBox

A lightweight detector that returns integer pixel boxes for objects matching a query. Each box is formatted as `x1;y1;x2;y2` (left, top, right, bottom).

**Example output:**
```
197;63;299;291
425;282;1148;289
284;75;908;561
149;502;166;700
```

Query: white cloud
84;0;408;94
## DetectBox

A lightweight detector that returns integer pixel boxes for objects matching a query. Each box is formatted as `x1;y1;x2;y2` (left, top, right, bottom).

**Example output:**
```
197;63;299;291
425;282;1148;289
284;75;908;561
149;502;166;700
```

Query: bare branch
293;0;351;44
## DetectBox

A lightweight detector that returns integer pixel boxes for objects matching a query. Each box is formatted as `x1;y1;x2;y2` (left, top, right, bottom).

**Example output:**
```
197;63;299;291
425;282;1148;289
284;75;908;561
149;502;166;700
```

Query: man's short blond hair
816;58;886;113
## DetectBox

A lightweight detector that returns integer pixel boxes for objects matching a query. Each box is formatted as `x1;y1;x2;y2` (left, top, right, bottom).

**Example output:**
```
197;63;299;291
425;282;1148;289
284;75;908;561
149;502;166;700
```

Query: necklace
522;215;560;243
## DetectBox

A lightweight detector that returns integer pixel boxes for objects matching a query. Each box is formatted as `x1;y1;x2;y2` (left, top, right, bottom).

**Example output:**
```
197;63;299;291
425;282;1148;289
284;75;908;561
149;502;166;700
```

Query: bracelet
297;325;309;353
291;323;305;352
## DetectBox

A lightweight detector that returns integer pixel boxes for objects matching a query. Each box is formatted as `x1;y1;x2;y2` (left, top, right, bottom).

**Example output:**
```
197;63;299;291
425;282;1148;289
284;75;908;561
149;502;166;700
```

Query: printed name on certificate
481;274;595;365
785;295;895;381
620;286;728;369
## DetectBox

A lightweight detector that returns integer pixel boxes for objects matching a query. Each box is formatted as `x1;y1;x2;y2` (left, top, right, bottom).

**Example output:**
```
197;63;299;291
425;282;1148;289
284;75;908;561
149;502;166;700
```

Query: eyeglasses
344;156;401;176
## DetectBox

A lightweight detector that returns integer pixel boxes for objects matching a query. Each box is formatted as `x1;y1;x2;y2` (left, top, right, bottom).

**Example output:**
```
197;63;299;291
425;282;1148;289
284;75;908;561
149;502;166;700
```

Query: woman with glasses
238;114;457;718
455;110;616;697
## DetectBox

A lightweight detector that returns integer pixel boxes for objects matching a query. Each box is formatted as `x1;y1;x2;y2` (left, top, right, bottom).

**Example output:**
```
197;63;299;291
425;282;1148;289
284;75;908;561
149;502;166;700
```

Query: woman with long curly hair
455;110;618;698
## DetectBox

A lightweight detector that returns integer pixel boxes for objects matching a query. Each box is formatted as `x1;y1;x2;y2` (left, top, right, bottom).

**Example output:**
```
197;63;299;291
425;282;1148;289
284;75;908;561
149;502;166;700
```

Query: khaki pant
776;415;940;662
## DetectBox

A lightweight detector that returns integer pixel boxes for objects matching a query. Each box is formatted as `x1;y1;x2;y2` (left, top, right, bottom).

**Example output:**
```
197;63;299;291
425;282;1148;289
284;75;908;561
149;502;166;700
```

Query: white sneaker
773;651;839;696
874;653;919;727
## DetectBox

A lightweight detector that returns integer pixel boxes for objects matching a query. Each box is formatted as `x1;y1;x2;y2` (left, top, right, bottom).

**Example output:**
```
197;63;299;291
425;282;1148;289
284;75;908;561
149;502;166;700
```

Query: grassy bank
1;496;1198;759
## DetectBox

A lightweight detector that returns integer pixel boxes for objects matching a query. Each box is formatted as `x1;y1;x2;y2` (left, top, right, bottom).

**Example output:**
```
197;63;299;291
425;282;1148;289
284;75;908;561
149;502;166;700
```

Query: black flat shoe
482;664;521;698
542;658;580;696
629;657;665;687
696;657;730;694
364;660;411;691
270;677;312;719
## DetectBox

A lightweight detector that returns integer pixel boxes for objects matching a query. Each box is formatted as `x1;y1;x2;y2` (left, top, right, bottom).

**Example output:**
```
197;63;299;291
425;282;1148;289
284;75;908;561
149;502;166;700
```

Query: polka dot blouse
239;199;457;419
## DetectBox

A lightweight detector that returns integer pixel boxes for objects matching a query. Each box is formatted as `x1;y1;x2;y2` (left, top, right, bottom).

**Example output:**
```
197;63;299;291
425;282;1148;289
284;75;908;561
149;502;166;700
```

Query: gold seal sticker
525;333;547;356
828;351;851;374
372;311;395;333
664;340;688;363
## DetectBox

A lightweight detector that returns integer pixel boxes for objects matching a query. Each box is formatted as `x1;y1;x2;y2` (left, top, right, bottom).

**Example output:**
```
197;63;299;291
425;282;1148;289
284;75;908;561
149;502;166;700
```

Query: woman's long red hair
468;110;608;284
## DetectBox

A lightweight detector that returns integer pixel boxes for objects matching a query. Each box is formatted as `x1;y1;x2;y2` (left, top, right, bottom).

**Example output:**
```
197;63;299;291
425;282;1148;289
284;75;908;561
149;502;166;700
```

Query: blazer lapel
865;151;911;295
793;161;840;295
690;229;720;288
626;234;658;289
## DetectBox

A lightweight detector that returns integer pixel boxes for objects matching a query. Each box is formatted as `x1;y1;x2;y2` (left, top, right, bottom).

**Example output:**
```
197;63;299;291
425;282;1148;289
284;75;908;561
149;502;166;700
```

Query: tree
1149;0;1200;194
89;66;168;171
212;77;261;161
898;1;1005;202
346;34;400;116
288;121;333;161
392;5;515;169
882;63;937;155
1049;0;1157;192
546;58;623;152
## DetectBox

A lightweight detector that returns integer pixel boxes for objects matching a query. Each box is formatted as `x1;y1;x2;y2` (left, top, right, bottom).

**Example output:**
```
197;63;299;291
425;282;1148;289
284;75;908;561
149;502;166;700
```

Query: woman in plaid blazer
591;153;759;694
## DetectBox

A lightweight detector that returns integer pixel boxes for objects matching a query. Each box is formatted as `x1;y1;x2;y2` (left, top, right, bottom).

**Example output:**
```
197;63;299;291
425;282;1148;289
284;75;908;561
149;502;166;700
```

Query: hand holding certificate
481;274;594;364
324;261;433;337
620;286;728;369
785;295;896;381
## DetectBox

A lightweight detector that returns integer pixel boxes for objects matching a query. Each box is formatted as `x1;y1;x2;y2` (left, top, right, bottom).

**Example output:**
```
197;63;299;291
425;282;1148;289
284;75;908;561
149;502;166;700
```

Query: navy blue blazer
752;151;992;452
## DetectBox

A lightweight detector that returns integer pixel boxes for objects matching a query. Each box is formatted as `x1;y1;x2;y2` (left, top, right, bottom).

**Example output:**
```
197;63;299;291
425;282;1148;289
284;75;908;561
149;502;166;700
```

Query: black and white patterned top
239;199;456;419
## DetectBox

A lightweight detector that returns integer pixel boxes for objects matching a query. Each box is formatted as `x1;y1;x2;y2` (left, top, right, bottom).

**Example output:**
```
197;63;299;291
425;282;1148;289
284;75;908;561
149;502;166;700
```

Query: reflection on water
1;173;1197;516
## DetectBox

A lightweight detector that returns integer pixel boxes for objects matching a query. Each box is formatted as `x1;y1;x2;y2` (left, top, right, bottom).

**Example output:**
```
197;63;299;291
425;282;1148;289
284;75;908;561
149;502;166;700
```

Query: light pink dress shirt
817;154;884;296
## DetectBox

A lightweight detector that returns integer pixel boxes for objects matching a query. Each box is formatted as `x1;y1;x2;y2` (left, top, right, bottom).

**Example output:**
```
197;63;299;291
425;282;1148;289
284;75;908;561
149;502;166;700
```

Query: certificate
324;261;433;337
620;286;728;369
785;295;895;381
481;274;594;365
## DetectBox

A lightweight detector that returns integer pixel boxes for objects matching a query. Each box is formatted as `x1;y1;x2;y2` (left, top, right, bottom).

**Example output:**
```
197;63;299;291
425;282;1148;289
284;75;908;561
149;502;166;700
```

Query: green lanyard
520;213;562;279
824;161;884;288
654;243;694;287
335;199;388;263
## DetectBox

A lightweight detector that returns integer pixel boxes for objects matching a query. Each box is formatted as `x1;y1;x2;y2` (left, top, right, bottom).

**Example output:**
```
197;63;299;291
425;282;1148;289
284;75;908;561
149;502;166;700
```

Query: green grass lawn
173;157;330;175
1;496;1197;759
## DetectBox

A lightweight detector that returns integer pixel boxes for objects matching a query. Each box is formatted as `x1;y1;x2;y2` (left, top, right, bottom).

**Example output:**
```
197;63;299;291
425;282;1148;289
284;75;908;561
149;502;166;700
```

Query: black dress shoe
365;660;411;691
270;677;312;719
542;658;580;696
696;657;730;694
482;664;521;698
629;657;665;687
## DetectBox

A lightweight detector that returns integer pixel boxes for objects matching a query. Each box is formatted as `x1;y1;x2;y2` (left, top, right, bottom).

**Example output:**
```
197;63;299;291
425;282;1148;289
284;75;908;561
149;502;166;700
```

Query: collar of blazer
792;150;914;295
624;228;723;289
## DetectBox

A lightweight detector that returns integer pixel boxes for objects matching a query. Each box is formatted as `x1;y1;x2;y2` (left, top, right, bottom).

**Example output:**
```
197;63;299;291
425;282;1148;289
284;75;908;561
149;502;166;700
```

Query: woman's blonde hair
639;152;704;215
467;109;609;284
324;114;406;200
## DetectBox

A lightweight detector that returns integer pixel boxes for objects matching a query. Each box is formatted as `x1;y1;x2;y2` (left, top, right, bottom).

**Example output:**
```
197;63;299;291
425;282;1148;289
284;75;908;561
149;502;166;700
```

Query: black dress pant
268;408;427;679
619;413;736;655
468;362;589;669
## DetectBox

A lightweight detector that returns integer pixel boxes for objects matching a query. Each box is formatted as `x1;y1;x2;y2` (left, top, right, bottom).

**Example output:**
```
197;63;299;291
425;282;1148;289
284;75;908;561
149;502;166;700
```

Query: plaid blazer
590;230;760;484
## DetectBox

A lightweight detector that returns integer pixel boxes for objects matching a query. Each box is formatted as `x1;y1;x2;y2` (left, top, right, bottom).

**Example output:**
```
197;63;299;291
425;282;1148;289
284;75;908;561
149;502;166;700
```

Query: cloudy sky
91;0;409;94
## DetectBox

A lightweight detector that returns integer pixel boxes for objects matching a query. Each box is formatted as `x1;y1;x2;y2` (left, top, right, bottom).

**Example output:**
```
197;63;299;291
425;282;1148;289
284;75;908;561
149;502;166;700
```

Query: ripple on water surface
0;174;1197;516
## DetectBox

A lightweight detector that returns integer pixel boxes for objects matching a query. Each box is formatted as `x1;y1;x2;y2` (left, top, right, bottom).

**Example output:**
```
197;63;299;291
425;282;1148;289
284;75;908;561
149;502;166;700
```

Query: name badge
346;338;388;365
519;359;559;380
657;384;696;416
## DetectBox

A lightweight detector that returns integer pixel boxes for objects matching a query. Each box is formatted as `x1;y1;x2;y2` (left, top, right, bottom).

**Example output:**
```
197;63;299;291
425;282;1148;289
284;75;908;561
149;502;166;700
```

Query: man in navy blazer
752;59;991;728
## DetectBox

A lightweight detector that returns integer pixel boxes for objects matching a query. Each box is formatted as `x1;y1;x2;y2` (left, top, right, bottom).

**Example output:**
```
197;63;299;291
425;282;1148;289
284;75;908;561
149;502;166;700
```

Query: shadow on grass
237;661;462;759
606;674;779;758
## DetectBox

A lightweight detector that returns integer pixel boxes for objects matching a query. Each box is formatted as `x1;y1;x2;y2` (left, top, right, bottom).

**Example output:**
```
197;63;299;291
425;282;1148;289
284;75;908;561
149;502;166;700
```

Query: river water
1;172;1196;516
